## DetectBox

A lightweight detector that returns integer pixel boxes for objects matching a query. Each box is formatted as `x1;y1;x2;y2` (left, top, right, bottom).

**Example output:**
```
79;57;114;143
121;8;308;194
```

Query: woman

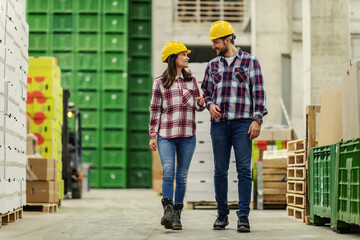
149;41;205;230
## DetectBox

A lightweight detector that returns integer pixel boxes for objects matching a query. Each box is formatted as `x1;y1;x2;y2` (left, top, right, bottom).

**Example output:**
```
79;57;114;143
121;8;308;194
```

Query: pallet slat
0;208;23;228
24;203;58;213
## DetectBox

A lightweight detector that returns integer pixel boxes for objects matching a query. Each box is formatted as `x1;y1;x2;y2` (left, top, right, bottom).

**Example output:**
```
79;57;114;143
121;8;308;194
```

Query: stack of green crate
127;0;152;188
100;0;128;188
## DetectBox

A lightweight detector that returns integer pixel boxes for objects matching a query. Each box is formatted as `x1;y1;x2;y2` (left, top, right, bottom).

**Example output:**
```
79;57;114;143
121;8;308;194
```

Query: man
201;21;267;232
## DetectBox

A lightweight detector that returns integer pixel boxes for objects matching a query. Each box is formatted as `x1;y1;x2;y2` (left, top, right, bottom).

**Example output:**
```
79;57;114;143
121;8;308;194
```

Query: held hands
248;121;261;140
196;97;205;106
149;138;157;151
209;104;222;119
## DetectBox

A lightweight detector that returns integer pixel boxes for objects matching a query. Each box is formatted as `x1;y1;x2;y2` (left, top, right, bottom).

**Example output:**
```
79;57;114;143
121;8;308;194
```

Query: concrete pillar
251;0;292;125
302;0;350;106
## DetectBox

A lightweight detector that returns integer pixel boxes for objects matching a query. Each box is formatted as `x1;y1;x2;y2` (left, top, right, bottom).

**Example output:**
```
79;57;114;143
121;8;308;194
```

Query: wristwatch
253;118;263;125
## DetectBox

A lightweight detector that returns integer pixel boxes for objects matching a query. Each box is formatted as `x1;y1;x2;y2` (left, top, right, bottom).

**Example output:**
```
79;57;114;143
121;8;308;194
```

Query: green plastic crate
77;0;101;13
310;144;336;225
103;0;128;14
102;72;127;90
102;129;126;148
102;91;126;109
77;53;100;71
76;33;101;51
52;52;75;70
129;57;151;75
332;138;360;230
130;2;151;20
80;109;100;129
82;148;100;168
129;111;149;131
129;93;151;112
77;14;101;32
103;53;127;71
51;33;74;51
82;129;100;148
102;110;126;129
129;75;152;93
89;167;101;188
52;0;74;13
103;15;127;33
28;14;50;32
61;71;75;89
29;33;49;51
101;168;126;188
128;169;152;188
101;149;126;168
129;39;151;56
102;33;127;52
76;71;99;90
129;21;151;38
129;131;149;150
52;14;74;32
27;0;50;13
128;150;152;169
76;90;100;109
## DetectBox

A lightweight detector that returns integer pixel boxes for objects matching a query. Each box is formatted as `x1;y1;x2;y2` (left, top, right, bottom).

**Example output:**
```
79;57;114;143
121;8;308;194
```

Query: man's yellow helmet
208;21;235;40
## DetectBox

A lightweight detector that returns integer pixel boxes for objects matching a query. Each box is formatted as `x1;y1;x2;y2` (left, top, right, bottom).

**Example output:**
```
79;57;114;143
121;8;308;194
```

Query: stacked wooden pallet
286;139;307;222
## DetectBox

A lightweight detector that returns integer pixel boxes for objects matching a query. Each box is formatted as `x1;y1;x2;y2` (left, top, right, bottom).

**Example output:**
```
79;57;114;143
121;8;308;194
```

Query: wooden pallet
286;194;305;209
287;139;306;153
287;181;305;194
0;207;23;228
187;201;240;210
287;206;305;222
287;152;306;167
287;167;306;180
24;203;58;213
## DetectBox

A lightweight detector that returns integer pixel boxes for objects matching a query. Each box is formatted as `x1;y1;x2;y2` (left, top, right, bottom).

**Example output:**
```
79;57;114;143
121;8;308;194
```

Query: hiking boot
237;216;250;232
213;212;229;230
172;203;183;230
161;198;174;229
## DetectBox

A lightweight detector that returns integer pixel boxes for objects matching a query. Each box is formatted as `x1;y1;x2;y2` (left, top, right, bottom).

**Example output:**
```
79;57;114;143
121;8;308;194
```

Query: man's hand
196;97;205;106
149;138;157;151
209;104;222;119
248;121;261;140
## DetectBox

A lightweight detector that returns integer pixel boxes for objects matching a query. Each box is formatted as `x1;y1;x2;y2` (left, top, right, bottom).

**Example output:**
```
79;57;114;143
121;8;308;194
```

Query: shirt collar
219;47;242;62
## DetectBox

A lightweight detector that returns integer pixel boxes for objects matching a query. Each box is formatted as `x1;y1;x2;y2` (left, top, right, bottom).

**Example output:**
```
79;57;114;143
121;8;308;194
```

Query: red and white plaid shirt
149;76;205;139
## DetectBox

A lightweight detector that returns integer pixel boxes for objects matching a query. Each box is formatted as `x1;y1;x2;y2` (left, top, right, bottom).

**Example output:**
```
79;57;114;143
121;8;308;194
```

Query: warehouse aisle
0;189;359;240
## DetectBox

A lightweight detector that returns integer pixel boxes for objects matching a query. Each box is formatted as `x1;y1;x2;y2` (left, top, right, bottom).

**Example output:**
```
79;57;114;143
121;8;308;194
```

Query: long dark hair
160;54;192;89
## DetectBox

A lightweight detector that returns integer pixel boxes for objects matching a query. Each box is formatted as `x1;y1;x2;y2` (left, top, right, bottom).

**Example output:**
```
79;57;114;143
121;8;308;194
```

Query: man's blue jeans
157;135;196;204
210;119;253;217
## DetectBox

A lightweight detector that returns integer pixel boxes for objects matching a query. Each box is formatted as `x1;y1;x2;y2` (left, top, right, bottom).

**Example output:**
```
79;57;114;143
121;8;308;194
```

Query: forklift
62;90;83;199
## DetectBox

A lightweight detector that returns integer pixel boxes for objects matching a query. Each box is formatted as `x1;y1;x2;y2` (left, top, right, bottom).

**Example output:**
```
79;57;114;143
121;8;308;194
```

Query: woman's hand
196;97;205;106
149;138;157;151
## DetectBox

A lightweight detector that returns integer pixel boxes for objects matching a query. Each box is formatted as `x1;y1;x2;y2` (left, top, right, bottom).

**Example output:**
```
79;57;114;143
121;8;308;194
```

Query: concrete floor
0;189;359;240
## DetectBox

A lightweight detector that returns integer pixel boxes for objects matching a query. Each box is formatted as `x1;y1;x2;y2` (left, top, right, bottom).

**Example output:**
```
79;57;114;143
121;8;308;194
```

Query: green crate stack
310;144;337;225
100;0;129;188
127;0;152;188
332;138;360;232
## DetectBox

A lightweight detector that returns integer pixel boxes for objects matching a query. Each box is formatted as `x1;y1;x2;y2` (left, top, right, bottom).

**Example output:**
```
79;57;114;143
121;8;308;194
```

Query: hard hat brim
162;49;191;63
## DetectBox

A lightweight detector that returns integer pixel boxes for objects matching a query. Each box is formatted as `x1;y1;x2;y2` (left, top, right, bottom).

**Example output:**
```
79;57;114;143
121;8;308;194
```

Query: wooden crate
287;180;305;194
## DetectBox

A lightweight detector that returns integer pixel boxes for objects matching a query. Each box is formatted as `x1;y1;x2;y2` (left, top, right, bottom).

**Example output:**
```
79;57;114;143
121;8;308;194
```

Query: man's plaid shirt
201;48;268;122
149;76;205;139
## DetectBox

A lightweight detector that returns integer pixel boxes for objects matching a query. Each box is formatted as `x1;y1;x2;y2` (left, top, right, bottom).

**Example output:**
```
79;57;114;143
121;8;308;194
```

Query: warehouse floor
1;189;359;240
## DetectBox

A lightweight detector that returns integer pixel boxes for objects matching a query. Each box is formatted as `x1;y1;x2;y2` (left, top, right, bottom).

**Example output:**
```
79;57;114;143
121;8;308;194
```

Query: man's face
211;38;228;56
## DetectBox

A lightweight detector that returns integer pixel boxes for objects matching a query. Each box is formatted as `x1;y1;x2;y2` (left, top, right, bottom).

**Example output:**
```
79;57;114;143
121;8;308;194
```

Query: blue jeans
210;119;253;217
157;135;196;204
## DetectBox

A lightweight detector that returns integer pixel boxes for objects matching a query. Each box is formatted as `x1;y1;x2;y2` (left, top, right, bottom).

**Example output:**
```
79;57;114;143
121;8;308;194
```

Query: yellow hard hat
208;21;235;40
161;41;191;63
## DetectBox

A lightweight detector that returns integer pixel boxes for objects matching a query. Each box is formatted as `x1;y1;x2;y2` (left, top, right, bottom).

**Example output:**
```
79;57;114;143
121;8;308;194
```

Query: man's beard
217;45;228;56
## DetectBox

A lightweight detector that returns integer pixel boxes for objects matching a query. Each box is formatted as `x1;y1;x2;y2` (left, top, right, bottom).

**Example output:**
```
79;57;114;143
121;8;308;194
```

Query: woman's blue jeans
157;135;196;204
210;119;253;217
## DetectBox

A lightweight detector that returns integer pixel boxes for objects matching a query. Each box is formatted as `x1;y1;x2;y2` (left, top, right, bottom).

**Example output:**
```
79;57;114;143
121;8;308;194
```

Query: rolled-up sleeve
193;77;205;112
149;80;162;139
201;64;214;109
250;57;268;120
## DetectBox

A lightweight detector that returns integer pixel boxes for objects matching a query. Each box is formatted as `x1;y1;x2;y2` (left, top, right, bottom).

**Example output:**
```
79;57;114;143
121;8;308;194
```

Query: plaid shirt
149;76;205;139
201;48;268;122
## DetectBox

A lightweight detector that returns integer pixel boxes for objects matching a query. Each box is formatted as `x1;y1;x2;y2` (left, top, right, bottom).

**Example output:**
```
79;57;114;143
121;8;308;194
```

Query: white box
186;190;215;202
196;140;213;152
187;180;214;192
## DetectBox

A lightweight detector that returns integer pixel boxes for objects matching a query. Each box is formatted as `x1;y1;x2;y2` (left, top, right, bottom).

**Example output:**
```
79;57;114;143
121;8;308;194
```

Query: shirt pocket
234;67;248;83
211;71;222;85
182;89;194;108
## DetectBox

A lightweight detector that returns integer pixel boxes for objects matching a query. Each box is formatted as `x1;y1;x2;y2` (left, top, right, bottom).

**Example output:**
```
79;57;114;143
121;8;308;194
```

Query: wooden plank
286;194;305;209
263;160;287;168
263;182;287;188
287;206;305;222
263;188;287;195
263;175;286;182
263;195;286;202
187;201;239;210
287;181;305;194
263;168;287;174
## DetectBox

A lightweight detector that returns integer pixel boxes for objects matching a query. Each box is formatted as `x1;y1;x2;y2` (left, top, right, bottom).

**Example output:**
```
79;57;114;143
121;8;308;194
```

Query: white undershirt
225;56;236;66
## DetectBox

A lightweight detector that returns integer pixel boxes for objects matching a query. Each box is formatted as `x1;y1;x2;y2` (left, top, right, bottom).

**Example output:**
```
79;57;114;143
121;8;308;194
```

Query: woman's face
175;51;189;69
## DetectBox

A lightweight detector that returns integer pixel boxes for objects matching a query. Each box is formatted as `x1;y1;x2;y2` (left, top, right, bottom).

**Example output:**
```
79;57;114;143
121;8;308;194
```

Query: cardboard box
273;129;292;140
27;157;55;181
26;181;55;203
54;180;59;204
26;134;37;155
257;129;273;141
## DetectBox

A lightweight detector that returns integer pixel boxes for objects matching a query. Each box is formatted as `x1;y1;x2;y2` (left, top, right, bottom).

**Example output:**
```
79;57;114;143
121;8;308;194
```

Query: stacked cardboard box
26;57;64;201
0;0;28;215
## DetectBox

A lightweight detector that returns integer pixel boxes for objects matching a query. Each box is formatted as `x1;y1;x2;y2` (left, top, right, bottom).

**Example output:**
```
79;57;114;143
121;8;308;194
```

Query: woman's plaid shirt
201;48;268;122
149;76;205;139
